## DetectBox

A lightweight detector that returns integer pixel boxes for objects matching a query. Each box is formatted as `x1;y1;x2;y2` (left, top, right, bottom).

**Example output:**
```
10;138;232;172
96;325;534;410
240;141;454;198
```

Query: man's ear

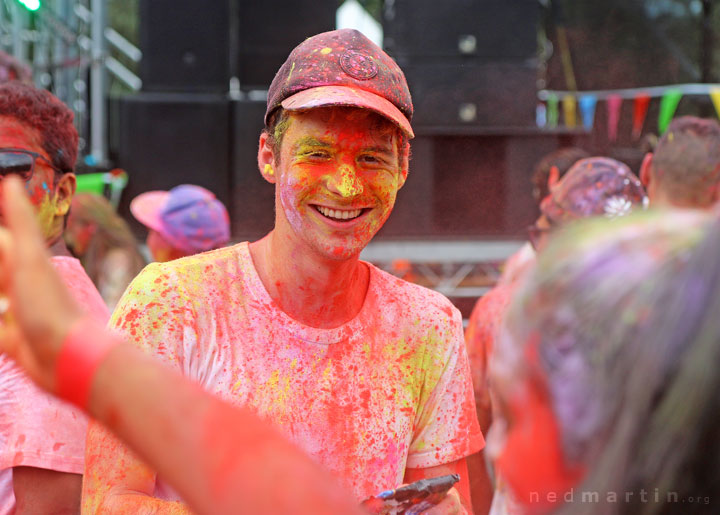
547;165;560;190
54;173;76;217
640;152;653;187
396;141;410;190
258;132;277;184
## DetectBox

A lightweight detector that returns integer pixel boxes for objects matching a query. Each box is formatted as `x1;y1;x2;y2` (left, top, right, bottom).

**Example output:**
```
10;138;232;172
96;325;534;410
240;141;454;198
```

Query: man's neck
249;231;370;329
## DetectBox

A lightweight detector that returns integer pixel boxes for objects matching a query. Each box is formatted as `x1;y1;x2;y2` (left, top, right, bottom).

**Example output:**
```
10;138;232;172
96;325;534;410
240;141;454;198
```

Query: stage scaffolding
0;0;141;167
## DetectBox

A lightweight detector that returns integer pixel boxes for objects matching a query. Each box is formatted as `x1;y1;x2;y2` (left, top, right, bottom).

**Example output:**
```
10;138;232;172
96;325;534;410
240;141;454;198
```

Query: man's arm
0;177;362;515
13;467;81;515
82;421;190;513
405;459;472;514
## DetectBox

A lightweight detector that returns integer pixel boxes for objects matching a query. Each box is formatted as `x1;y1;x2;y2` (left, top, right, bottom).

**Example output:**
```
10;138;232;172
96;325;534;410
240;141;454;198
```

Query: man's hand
404;459;473;514
0;177;82;392
420;487;465;514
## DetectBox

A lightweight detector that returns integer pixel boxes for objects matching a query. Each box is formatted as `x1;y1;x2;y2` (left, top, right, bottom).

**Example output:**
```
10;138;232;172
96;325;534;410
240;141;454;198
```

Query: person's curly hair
0;81;77;174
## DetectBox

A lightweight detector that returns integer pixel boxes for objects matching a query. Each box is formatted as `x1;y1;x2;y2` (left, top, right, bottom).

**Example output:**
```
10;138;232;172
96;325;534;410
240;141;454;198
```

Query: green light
16;0;40;11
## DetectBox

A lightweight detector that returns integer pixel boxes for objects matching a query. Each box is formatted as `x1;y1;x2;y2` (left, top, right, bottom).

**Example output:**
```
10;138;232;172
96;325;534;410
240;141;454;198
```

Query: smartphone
360;474;460;514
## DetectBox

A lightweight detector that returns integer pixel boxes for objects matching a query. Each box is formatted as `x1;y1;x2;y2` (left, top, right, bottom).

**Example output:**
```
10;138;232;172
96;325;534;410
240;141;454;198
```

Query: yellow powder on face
336;164;363;197
36;194;61;241
320;47;332;55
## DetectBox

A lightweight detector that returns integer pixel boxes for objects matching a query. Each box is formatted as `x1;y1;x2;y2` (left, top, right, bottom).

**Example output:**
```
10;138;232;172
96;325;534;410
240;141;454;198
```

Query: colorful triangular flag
578;95;597;130
547;94;559;128
562;95;577;128
658;89;683;133
606;94;622;142
632;94;650;139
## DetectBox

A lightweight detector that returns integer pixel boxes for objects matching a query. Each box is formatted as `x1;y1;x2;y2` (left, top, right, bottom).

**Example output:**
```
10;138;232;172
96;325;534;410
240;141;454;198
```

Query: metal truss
0;0;141;166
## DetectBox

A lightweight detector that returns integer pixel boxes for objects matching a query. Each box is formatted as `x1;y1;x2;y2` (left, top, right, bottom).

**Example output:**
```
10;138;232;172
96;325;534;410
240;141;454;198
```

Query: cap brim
281;85;414;138
130;191;169;233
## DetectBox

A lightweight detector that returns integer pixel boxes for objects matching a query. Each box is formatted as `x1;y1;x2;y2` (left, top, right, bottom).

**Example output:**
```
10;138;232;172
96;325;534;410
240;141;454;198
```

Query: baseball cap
266;29;414;138
541;157;648;224
131;184;230;254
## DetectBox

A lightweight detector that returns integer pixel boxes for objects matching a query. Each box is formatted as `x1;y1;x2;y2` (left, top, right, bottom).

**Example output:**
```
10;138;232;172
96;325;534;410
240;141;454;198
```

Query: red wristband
55;317;117;409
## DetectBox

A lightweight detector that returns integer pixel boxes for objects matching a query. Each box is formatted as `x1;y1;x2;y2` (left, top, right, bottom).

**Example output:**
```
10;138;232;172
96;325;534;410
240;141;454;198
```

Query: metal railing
0;0;142;166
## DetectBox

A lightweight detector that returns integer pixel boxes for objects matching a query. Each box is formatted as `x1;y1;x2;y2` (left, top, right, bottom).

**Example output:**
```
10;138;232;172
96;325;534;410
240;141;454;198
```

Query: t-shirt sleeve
0;357;86;474
406;303;485;469
109;263;205;383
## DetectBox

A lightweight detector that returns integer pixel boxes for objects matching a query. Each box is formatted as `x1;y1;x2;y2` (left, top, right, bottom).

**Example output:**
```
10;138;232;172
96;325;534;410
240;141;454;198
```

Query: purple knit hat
131;184;230;254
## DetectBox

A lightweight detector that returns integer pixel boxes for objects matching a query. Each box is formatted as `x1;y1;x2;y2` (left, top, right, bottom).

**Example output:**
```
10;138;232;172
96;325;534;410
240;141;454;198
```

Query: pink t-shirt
109;242;483;501
0;256;109;513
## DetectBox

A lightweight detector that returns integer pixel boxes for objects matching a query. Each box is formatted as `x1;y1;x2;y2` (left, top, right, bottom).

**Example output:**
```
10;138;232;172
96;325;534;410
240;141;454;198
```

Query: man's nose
326;164;363;198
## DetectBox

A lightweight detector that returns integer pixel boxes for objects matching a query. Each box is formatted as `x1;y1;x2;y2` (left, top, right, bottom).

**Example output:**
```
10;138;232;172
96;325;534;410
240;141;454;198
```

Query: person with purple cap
466;156;647;514
84;29;485;513
130;184;231;262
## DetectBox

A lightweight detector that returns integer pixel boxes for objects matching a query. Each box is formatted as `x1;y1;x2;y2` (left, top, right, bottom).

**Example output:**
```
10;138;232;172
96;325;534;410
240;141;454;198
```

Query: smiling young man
0;82;109;513
83;30;484;513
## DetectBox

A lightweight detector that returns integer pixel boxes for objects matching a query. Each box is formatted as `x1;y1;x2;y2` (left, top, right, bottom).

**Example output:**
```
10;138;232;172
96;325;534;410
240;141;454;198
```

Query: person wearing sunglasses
0;81;109;513
465;157;647;514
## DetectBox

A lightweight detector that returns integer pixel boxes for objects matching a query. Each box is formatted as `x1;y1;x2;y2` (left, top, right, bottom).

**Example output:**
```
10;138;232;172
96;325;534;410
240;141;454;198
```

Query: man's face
0;115;70;243
267;107;407;260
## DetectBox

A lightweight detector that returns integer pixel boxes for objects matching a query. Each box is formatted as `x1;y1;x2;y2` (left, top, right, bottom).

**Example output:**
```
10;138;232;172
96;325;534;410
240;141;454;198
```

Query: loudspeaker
237;1;337;88
114;93;231;236
383;0;539;61
139;0;336;93
403;62;537;128
230;99;275;237
139;0;230;93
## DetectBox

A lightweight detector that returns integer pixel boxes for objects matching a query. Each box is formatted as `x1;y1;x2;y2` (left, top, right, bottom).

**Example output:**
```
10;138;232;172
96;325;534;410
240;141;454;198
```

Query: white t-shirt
107;242;483;501
0;256;109;513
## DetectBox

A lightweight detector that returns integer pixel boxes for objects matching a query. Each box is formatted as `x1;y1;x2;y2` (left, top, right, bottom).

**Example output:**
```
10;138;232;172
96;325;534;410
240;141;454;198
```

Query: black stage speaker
139;0;336;93
383;0;539;60
230;99;275;238
403;62;537;128
139;0;230;93
237;1;336;88
114;93;231;236
383;0;539;129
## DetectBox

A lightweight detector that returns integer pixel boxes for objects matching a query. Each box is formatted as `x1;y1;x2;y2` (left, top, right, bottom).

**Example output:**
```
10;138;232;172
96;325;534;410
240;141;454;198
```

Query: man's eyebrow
293;137;332;151
362;146;395;156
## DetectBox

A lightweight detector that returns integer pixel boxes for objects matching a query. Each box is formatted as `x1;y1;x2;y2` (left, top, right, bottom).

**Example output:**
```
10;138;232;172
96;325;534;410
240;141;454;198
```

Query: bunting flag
578;94;597;130
606;94;622;142
658;89;683;133
710;87;720;121
536;103;547;128
631;94;651;139
547;94;559;128
538;83;720;135
562;95;577;128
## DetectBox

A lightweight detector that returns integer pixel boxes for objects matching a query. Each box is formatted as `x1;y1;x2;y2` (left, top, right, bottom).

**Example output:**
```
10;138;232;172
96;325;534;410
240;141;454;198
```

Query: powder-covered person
130;184;231;263
82;30;486;513
0;82;109;513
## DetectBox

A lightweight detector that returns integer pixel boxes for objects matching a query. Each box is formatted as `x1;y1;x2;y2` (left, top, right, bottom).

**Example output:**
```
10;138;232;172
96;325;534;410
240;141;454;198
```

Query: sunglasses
0;148;65;181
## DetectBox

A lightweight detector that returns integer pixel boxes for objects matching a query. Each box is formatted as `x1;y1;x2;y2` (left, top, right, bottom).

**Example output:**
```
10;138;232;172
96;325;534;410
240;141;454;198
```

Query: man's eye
359;155;382;165
306;150;330;159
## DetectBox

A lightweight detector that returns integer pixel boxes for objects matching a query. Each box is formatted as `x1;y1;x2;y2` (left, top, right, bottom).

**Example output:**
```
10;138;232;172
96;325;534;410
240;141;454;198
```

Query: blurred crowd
0;27;719;515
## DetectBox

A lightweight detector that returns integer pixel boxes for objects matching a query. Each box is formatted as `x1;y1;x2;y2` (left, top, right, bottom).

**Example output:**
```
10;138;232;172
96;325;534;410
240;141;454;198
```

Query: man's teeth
316;206;362;220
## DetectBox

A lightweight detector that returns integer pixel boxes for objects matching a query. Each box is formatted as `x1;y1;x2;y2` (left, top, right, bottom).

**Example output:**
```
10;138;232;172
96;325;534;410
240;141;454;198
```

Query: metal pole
90;0;107;165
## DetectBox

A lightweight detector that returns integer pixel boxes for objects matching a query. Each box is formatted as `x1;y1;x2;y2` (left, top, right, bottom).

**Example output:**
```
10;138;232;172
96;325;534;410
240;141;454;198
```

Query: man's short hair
531;147;590;204
0;81;78;174
652;116;720;207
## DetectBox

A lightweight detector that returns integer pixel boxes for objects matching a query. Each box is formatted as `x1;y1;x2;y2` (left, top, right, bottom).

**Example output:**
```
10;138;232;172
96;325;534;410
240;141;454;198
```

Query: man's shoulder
134;243;245;287
367;262;461;323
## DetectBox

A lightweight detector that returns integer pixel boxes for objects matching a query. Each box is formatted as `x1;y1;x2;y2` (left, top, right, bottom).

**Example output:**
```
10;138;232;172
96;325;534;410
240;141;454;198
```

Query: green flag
658;89;683;133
